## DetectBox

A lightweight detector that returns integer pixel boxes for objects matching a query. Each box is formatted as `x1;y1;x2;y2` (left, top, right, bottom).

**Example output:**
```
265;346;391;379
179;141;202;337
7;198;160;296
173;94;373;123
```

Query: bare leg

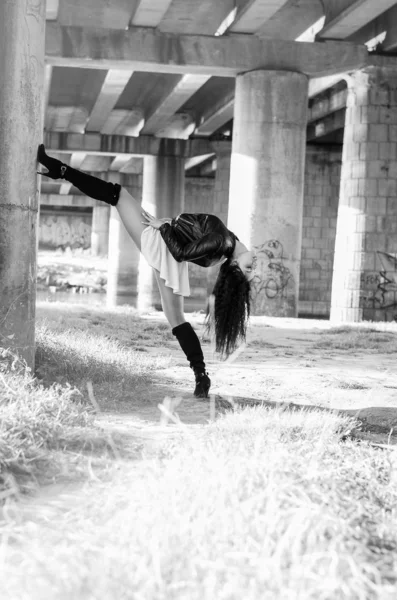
154;271;185;328
115;187;185;325
115;187;146;251
113;191;210;397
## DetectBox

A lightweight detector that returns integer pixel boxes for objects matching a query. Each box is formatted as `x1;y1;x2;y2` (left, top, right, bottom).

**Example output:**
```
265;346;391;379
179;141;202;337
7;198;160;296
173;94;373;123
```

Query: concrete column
228;70;308;317
91;204;110;256
299;145;341;319
212;142;232;225
0;0;46;368
138;154;185;310
106;173;143;307
141;155;185;217
331;67;397;323
207;142;232;294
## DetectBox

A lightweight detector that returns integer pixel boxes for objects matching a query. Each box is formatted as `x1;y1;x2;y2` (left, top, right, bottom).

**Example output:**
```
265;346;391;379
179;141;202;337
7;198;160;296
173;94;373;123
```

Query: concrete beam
319;0;397;40
85;70;132;133
306;108;345;141
59;183;73;195
45;23;368;78
70;152;87;169
143;74;211;135
195;95;234;136
119;157;143;174
131;0;174;27
44;131;216;158
185;154;215;171
348;3;397;52
101;108;144;136
257;0;324;41
46;106;89;133
308;74;345;97
308;84;347;122
196;73;348;137
199;158;217;176
159;0;237;35
154;113;196;139
231;0;289;33
80;156;113;172
58;0;140;30
109;155;134;171
46;0;59;21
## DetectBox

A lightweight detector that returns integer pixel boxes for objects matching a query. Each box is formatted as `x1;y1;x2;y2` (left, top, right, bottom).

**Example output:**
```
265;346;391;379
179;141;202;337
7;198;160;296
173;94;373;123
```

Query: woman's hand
141;209;171;230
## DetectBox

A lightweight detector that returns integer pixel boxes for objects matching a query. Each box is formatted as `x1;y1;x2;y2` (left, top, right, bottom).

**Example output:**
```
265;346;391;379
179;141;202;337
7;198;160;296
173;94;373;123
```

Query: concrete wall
39;207;92;251
185;146;343;320
299;145;342;318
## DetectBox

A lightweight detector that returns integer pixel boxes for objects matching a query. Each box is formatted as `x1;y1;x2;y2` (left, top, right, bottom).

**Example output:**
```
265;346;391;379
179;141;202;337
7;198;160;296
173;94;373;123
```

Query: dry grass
312;326;397;353
1;303;397;598
1;407;396;599
0;301;172;501
0;349;125;501
35;302;171;406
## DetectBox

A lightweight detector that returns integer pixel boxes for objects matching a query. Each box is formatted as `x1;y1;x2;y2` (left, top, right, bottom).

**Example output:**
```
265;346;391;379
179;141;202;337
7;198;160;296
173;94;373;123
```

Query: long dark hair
207;259;251;358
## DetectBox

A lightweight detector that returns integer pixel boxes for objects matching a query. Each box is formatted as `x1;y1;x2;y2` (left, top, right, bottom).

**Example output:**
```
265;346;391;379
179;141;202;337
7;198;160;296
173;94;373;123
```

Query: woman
37;145;257;398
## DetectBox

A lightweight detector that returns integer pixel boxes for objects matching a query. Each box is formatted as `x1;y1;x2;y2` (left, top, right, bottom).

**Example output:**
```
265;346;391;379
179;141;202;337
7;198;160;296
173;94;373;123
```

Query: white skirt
140;226;190;297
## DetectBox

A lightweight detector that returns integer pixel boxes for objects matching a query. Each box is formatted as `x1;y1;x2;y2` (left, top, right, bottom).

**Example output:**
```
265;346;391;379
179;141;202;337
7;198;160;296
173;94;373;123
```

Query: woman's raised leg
38;146;147;251
115;187;146;251
154;272;211;398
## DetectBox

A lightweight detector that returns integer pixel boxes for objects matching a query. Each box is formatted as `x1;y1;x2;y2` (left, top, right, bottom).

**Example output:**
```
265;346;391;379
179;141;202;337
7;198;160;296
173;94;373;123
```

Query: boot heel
194;372;211;398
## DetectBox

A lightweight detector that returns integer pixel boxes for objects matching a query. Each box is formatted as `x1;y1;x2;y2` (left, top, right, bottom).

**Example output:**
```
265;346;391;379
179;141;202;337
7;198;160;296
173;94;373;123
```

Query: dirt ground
94;312;397;447
13;309;397;525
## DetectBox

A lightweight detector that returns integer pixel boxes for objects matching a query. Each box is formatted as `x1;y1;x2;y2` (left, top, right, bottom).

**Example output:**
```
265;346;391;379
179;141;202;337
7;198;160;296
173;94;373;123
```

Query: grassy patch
335;379;371;390
2;407;396;599
35;303;172;407
312;326;397;353
0;349;125;500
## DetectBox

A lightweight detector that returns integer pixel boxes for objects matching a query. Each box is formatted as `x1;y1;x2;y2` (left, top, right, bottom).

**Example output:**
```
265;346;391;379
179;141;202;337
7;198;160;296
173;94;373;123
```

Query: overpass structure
2;0;397;366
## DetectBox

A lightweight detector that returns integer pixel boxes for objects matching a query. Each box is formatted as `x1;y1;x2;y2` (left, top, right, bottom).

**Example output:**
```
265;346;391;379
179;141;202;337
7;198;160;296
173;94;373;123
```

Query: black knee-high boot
37;145;120;206
172;322;211;398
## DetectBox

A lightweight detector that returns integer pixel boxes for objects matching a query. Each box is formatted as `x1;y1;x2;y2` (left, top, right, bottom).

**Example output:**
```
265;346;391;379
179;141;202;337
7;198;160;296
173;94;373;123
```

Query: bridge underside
2;0;397;366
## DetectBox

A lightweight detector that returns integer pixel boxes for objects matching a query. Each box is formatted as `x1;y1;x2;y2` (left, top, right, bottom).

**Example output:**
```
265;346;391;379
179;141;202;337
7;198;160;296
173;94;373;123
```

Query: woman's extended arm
141;210;172;228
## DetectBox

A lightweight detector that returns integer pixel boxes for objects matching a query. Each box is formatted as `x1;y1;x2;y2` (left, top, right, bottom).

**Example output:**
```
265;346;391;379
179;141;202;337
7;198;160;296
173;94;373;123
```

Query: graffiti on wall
251;239;293;300
361;251;397;317
39;214;92;251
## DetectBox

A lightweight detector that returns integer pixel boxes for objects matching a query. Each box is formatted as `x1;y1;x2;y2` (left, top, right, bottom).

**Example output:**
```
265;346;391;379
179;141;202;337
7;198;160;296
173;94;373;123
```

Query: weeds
0;350;116;499
312;327;397;352
1;408;397;599
34;305;171;406
1;303;397;598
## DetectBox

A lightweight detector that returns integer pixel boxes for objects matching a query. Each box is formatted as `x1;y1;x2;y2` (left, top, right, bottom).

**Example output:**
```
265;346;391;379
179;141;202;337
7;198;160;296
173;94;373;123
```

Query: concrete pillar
228;70;308;317
91;204;110;256
0;0;46;368
106;173;142;307
141;155;185;217
207;142;232;294
212;142;232;226
138;154;185;310
331;67;397;323
299;145;341;319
